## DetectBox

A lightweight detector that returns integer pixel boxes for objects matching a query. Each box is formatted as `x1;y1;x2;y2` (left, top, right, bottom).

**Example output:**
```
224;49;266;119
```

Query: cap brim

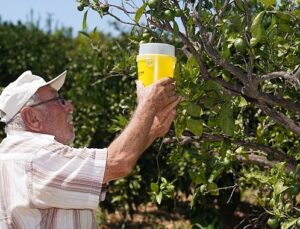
46;70;67;91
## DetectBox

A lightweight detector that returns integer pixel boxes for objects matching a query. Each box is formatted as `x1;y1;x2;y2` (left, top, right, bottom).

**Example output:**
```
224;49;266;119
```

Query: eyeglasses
29;94;66;108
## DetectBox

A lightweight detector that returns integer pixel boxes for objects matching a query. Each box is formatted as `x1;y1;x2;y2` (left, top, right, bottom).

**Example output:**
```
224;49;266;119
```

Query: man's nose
64;100;74;112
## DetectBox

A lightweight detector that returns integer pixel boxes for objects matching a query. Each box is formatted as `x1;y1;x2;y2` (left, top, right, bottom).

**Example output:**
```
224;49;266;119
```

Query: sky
0;0;132;36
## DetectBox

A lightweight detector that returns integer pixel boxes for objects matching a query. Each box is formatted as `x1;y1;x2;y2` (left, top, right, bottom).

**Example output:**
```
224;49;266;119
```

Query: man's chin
54;132;75;145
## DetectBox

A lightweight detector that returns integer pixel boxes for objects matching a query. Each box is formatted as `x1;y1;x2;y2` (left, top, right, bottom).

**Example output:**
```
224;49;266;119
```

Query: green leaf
150;182;159;193
187;103;202;117
221;44;231;59
189;170;205;185
259;0;276;9
250;11;266;42
234;0;245;11
281;218;298;229
82;10;88;30
202;80;222;96
175;117;186;137
79;31;90;38
156;192;163;204
273;181;288;196
207;182;219;196
111;195;122;203
238;96;248;107
186;118;203;136
173;21;179;42
186;56;199;69
185;56;200;78
135;3;147;24
208;164;225;183
219;104;234;136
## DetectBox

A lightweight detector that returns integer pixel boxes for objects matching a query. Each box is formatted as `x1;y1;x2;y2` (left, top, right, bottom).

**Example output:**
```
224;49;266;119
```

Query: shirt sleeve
26;142;107;209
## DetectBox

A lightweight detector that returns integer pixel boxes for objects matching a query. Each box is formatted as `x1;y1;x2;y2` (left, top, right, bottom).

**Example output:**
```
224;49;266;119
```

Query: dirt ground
98;202;191;229
96;189;265;229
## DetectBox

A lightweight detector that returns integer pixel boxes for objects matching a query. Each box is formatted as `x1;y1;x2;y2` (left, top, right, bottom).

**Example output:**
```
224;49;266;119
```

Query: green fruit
148;0;159;8
234;38;247;52
267;218;279;229
164;10;174;21
77;2;85;11
175;9;182;17
142;32;151;39
222;73;231;82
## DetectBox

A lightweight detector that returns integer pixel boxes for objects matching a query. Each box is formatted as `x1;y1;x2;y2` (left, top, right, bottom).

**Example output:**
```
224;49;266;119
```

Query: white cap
0;70;67;123
139;43;175;57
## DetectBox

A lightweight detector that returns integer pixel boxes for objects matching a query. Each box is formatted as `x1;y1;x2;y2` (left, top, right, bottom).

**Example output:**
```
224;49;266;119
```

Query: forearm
104;101;156;182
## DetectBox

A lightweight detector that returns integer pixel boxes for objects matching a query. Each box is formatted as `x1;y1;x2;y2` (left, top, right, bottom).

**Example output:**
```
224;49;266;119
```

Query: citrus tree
75;0;300;227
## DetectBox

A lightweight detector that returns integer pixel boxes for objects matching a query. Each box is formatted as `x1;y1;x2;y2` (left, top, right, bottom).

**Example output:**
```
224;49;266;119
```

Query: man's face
35;86;75;145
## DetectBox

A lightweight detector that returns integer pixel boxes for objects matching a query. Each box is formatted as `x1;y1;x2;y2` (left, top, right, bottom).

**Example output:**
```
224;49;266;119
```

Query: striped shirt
0;131;107;229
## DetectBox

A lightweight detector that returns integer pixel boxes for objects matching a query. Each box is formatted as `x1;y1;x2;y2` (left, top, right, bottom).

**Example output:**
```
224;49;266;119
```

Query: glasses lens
58;95;66;105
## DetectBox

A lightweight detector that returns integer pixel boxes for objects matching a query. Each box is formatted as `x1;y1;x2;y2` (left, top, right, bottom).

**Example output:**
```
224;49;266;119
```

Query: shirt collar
6;130;55;140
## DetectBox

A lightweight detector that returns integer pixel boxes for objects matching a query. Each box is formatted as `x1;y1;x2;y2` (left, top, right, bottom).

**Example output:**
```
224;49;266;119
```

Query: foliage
78;0;300;227
2;0;300;226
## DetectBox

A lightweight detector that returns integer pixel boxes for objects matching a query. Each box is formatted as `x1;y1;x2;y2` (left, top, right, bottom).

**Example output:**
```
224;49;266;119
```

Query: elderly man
0;70;179;228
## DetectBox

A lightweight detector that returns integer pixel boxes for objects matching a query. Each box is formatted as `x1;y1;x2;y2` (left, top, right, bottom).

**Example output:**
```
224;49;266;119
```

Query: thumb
135;80;144;90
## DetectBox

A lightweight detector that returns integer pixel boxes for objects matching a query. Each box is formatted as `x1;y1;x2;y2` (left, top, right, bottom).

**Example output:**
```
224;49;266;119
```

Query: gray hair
4;93;40;134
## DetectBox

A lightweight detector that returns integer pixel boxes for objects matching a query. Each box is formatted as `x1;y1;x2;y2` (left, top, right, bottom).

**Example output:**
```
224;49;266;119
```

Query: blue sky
0;0;131;36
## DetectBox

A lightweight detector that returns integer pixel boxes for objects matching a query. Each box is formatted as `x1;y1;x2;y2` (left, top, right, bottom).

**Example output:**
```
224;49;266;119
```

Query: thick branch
259;92;300;114
163;134;297;172
257;102;300;136
163;133;294;163
237;154;276;168
237;154;298;176
256;71;300;89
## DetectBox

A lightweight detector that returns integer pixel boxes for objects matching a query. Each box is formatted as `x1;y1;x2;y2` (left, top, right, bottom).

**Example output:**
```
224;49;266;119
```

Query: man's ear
20;107;42;132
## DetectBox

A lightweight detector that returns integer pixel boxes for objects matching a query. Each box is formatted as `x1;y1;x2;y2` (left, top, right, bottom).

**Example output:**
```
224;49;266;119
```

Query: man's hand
149;97;180;138
137;79;180;147
136;78;178;113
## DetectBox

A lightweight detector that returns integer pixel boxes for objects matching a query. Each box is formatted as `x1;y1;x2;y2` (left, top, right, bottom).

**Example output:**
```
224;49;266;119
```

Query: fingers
164;97;181;112
135;80;144;89
156;109;177;137
154;77;174;86
166;94;180;106
165;83;176;93
140;77;178;112
156;97;180;122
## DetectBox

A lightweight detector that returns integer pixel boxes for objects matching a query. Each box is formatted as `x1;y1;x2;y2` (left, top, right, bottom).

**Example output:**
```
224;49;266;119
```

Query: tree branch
257;102;300;136
163;133;294;164
163;134;297;173
255;71;300;89
192;11;248;84
259;92;300;113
